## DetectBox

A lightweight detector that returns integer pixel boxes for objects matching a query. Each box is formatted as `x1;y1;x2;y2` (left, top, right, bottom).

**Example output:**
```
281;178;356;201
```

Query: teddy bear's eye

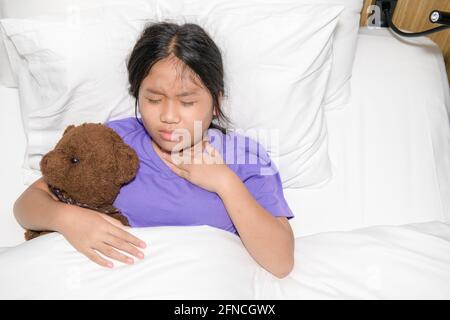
70;156;79;164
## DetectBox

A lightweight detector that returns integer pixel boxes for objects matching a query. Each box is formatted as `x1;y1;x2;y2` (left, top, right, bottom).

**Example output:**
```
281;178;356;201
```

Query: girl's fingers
109;226;146;249
105;234;145;260
204;142;223;164
184;141;214;164
98;213;126;229
162;142;223;168
85;249;113;269
161;151;180;165
162;154;190;178
204;142;216;156
168;161;190;179
98;243;135;265
165;150;188;167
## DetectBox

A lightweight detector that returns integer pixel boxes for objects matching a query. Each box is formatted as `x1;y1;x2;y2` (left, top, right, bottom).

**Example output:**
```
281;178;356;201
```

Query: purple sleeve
244;170;295;220
240;138;294;220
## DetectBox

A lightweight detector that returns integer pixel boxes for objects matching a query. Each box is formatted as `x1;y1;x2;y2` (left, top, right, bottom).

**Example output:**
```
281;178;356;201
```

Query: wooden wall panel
360;0;450;84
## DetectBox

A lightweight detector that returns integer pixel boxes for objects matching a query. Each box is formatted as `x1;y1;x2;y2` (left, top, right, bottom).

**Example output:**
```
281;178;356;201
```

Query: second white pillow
160;3;344;188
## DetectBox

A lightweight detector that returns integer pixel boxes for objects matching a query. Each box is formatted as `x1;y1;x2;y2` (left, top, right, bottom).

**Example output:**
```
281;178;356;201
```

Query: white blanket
1;222;450;299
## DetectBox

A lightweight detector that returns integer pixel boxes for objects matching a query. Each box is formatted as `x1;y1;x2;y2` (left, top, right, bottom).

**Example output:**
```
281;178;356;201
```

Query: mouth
158;129;180;142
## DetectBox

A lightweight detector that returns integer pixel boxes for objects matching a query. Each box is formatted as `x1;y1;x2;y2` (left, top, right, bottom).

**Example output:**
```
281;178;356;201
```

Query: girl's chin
156;139;185;153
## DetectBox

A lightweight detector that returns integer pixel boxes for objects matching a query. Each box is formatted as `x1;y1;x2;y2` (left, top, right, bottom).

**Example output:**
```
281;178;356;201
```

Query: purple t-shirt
105;117;294;236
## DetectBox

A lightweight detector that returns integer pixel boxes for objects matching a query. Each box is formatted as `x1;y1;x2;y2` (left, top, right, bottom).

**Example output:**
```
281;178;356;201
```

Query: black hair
126;21;231;134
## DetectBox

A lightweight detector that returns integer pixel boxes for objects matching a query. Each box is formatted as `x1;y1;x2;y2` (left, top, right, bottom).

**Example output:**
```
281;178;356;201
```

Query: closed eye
182;101;195;106
147;98;161;104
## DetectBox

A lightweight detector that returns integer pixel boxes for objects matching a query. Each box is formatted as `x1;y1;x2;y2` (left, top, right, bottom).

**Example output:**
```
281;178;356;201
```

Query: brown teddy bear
24;123;139;241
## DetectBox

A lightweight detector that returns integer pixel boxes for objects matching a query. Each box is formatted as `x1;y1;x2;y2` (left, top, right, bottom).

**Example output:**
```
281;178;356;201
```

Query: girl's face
138;54;218;153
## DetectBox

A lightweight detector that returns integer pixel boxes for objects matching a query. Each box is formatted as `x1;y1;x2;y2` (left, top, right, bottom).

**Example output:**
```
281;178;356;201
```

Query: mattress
285;27;450;237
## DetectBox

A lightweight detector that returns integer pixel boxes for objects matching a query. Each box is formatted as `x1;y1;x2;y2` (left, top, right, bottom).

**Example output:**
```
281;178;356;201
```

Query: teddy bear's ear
115;144;139;185
63;125;76;136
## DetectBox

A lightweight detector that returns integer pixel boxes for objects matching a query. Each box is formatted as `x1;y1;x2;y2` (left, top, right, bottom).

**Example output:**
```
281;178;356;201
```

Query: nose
39;150;64;177
160;100;180;124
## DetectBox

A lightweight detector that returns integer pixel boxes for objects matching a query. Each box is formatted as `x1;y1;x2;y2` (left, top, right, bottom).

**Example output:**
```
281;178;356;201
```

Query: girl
14;22;295;279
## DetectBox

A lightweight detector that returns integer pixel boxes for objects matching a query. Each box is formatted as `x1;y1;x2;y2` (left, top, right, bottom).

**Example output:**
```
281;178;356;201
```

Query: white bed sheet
257;220;450;299
0;221;449;299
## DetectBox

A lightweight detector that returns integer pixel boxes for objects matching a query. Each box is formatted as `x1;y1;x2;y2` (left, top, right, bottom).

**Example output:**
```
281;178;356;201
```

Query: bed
0;2;449;299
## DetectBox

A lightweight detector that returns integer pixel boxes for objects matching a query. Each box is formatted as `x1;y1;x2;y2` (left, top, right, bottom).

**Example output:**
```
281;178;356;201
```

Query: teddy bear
24;123;140;241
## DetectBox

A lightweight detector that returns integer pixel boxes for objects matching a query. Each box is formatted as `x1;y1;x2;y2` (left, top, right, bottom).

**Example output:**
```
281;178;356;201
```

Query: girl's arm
14;177;71;232
216;172;295;279
160;141;295;278
14;177;147;268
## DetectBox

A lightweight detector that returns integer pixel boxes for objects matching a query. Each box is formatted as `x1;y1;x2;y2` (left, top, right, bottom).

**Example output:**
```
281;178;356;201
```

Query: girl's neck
151;130;209;159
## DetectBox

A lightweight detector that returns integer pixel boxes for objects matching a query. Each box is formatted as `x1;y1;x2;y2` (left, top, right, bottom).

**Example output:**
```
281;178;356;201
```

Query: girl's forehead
150;56;194;79
143;58;205;92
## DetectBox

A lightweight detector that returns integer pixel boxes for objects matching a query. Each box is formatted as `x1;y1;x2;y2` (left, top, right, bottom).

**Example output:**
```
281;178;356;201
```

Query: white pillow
2;2;343;188
0;0;160;87
1;0;364;112
0;28;15;87
160;3;344;188
156;0;364;112
0;3;158;184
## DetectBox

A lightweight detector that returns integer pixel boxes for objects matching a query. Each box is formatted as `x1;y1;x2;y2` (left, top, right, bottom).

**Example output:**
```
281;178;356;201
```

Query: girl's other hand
58;205;147;268
160;140;232;193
